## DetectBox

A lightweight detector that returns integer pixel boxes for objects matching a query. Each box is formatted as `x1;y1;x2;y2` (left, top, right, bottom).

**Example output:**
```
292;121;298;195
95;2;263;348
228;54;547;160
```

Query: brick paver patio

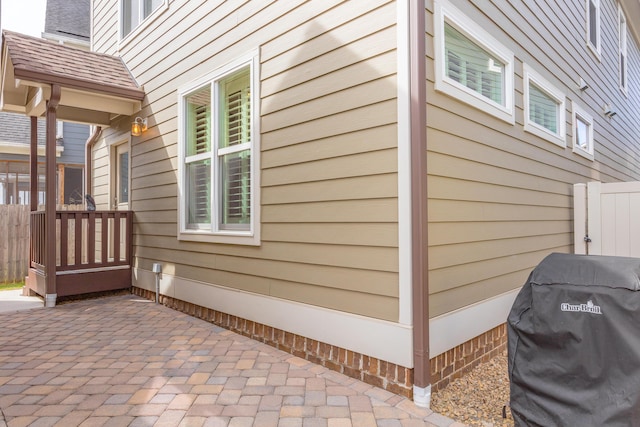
0;294;463;427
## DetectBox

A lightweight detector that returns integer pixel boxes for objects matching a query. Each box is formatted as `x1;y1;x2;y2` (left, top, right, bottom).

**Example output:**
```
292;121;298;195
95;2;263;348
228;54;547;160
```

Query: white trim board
429;288;519;357
396;0;413;326
133;268;414;367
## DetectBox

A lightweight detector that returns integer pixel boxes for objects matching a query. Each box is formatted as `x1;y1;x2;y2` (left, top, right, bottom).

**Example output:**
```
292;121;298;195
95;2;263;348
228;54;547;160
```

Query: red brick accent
131;287;506;398
429;323;508;393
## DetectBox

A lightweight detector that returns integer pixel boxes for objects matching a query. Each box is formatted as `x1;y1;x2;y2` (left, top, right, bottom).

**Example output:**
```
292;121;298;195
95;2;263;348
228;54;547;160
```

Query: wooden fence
0;205;29;284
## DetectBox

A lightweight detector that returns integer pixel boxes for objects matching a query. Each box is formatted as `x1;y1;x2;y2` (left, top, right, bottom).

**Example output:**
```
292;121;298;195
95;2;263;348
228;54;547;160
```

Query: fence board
575;181;640;257
0;205;30;284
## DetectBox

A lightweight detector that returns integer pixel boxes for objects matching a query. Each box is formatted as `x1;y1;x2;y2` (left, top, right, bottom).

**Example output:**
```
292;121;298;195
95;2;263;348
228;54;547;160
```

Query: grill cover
508;253;640;426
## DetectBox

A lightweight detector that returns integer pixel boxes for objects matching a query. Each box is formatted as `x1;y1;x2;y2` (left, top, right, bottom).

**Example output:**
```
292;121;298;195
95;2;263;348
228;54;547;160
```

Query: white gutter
0;141;64;157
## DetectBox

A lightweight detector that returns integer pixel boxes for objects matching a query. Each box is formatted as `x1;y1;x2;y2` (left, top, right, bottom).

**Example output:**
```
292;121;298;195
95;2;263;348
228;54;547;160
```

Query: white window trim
572;102;594;161
618;4;628;95
586;0;601;60
433;0;514;124
118;0;169;50
177;50;261;246
523;64;566;148
106;136;131;210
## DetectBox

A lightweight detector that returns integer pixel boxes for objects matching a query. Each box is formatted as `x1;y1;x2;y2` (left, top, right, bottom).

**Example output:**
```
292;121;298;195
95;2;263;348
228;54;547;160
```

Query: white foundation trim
396;0;413;327
134;268;414;367
45;293;57;308
413;384;431;408
429;289;520;357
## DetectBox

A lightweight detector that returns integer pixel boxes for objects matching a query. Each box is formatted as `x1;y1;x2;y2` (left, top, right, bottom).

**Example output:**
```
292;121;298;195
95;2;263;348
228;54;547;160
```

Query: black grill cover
508;253;640;426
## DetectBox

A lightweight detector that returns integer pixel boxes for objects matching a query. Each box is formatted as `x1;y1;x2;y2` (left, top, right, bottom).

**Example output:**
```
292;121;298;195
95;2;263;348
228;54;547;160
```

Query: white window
434;0;514;123
619;4;628;93
572;103;594;160
178;52;260;245
56;121;64;140
120;0;166;39
523;64;566;147
587;0;601;58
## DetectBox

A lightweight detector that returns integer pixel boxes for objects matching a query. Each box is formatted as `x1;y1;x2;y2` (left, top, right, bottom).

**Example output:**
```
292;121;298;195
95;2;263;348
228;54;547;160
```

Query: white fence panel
574;181;640;257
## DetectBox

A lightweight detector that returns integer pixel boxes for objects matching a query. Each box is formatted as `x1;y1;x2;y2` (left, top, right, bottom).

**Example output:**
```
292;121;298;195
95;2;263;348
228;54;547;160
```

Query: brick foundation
132;287;507;398
429;323;508;392
132;287;414;398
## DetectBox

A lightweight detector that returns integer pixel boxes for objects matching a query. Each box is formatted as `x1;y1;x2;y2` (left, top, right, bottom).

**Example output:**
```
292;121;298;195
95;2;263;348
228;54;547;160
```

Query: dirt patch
431;353;514;426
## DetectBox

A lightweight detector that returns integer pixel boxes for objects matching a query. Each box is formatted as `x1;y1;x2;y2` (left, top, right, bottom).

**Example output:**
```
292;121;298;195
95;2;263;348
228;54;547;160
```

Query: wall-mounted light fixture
578;78;589;91
131;117;148;136
603;104;617;118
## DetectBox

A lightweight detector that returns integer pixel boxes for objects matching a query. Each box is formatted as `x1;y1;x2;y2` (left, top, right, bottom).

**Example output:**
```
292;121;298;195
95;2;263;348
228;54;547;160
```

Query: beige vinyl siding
91;0;118;55
427;0;640;317
92;0;400;321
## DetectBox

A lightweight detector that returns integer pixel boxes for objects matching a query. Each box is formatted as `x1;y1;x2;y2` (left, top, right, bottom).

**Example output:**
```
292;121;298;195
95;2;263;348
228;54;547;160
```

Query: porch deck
26;210;133;298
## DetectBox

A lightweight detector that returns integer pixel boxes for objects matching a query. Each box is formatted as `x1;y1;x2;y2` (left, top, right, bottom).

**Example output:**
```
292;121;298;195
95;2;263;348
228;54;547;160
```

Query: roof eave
13;67;145;101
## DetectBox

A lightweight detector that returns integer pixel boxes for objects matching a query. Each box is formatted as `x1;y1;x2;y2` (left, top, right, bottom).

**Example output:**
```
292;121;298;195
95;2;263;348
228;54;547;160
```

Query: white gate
574;181;640;256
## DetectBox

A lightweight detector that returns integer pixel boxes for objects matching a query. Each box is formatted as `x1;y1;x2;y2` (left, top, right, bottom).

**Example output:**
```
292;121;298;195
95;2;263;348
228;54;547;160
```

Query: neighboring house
0;0;90;205
3;0;640;406
0;113;46;204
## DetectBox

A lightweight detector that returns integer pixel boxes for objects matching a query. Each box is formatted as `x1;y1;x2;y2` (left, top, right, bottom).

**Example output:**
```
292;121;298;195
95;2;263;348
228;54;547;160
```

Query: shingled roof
1;31;144;125
2;30;143;100
44;0;90;42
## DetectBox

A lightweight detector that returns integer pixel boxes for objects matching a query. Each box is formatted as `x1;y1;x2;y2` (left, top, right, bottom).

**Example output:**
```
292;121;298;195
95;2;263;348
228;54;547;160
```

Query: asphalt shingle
3;30;144;100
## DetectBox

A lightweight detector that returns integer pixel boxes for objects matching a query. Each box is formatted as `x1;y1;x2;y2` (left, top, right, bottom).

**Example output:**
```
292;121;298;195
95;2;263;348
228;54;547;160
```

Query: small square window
523;64;566;147
434;0;514;123
586;0;601;58
572;103;594;160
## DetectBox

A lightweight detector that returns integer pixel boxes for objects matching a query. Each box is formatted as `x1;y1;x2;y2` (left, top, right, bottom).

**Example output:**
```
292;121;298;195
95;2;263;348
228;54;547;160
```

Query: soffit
621;0;640;45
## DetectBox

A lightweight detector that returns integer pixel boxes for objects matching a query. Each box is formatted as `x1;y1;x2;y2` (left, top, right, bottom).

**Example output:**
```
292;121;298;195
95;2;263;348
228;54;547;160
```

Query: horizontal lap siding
92;0;400;321
427;0;640;317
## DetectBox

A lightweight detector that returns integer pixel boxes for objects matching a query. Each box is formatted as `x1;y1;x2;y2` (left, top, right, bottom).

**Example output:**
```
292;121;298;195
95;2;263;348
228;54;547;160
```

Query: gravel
430;352;514;427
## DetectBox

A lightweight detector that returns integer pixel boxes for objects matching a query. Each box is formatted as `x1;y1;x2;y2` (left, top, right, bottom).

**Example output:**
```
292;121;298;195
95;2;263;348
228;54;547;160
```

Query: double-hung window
586;0;601;58
523;64;566;147
572;103;594;160
121;0;166;39
179;53;260;245
434;0;514;123
619;5;628;93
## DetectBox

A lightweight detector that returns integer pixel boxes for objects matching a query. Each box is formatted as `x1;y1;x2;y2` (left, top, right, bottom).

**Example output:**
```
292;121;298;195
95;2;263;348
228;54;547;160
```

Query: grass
0;281;24;291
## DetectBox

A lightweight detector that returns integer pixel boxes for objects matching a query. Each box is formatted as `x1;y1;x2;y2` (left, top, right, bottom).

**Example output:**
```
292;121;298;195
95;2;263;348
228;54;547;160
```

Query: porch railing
30;210;133;272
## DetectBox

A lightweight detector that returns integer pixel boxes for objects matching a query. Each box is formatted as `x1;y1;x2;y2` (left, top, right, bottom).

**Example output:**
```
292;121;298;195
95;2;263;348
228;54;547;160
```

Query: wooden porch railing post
60;212;69;268
88;211;96;265
44;85;61;307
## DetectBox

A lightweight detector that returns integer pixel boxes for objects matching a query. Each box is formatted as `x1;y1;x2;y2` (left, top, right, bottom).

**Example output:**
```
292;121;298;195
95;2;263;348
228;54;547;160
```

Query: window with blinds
529;83;558;133
434;0;514;123
185;86;212;228
444;22;504;106
522;64;565;147
180;62;255;239
218;69;251;229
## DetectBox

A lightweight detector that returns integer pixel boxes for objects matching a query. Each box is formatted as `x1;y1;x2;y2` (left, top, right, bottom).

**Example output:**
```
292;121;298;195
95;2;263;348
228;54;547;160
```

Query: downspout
410;0;430;407
85;126;103;198
45;84;61;307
